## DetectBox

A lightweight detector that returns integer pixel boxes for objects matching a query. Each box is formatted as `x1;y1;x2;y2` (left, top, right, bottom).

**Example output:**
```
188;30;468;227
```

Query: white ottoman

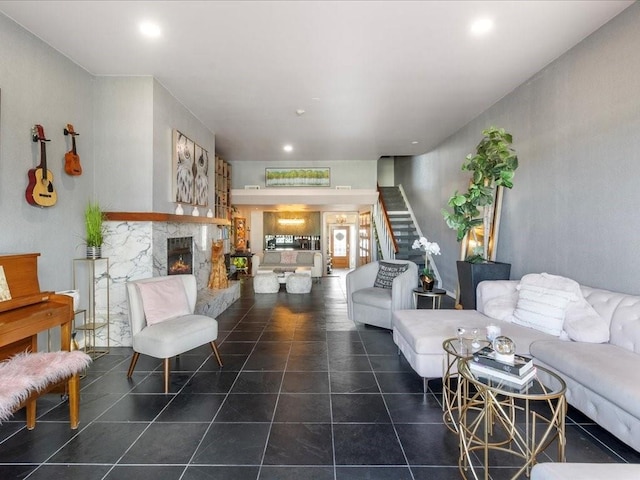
254;272;280;293
286;273;312;294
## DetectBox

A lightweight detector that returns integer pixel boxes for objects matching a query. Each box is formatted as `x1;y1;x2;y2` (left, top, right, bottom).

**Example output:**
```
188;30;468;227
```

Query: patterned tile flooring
1;271;638;479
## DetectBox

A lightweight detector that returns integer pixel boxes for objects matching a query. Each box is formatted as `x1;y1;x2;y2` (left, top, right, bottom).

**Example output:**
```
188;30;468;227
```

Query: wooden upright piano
0;253;79;427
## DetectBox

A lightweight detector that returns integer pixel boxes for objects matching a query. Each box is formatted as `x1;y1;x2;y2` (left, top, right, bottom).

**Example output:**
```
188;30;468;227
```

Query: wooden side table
413;287;446;309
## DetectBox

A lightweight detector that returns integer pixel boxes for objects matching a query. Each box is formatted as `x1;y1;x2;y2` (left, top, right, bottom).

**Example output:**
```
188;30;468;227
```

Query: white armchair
125;274;223;393
346;260;418;330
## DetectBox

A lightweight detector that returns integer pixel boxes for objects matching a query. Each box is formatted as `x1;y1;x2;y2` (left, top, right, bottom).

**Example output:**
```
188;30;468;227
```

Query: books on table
472;345;533;376
469;346;536;388
469;360;536;386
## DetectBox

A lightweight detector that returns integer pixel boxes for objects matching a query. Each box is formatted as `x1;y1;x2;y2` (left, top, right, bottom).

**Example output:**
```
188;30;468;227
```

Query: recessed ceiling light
295;109;306;116
283;145;293;152
139;21;161;38
470;17;493;36
411;141;419;145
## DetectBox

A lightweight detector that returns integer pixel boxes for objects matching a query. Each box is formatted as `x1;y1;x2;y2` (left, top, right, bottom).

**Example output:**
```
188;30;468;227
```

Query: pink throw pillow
136;277;191;326
281;251;298;264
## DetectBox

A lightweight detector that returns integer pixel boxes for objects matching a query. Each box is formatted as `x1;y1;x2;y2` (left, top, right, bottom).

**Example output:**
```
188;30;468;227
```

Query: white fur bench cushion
0;351;92;422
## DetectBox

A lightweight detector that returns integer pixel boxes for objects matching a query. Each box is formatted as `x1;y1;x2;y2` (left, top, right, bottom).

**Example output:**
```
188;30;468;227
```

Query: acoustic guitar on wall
63;124;82;176
25;124;57;207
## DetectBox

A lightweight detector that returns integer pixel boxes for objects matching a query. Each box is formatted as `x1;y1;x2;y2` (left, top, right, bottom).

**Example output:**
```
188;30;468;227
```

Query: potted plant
412;236;441;291
442;126;518;308
85;201;105;259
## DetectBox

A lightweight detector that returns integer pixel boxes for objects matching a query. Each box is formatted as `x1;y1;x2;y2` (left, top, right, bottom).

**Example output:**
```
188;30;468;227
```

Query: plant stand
456;260;510;310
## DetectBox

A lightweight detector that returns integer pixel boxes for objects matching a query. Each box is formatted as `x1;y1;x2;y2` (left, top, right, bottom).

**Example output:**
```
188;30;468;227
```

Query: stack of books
469;345;536;388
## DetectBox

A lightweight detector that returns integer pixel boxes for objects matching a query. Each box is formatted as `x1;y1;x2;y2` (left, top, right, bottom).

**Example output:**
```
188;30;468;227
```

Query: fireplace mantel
104;212;231;226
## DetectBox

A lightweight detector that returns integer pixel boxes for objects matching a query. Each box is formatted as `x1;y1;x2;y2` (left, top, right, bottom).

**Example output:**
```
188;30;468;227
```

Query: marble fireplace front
99;219;227;347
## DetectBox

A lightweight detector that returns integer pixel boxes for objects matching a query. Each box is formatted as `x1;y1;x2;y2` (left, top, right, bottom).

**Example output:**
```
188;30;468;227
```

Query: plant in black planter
442;127;518;309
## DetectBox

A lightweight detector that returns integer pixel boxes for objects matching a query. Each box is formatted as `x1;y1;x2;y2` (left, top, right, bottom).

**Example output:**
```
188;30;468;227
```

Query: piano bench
0;351;92;429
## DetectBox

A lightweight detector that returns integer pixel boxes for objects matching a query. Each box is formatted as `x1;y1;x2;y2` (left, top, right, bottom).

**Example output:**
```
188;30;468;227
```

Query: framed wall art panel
265;168;330;187
172;129;195;204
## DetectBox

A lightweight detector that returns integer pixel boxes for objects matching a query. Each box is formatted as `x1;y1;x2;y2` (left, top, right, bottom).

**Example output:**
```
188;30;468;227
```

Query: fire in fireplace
167;237;193;275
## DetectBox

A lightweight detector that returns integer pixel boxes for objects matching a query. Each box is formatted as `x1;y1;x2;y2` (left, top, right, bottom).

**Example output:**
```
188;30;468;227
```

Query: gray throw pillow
263;252;281;264
373;262;409;289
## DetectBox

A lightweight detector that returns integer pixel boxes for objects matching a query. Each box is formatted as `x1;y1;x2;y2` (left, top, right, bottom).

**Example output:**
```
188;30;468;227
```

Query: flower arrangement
412;236;441;278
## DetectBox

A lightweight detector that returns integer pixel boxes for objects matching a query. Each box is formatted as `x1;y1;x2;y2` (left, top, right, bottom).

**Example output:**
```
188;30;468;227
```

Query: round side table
413;287;446;309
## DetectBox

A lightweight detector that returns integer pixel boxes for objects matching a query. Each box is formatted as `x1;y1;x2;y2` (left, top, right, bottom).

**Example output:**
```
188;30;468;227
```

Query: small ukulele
63;124;82;176
25;124;57;207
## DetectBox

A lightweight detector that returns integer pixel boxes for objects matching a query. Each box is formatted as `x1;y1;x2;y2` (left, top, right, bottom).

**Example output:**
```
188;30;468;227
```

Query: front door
331;226;350;268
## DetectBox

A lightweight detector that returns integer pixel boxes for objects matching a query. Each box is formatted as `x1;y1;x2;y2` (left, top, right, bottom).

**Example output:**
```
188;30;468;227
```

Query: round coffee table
457;360;566;480
442;337;491;433
413;287;446;309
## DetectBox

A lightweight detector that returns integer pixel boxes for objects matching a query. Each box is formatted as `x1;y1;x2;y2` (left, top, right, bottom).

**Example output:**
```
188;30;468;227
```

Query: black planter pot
456;260;511;310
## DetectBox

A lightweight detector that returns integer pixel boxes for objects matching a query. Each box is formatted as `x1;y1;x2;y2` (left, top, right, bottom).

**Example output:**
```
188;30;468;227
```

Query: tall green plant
442;127;518;263
85;202;105;247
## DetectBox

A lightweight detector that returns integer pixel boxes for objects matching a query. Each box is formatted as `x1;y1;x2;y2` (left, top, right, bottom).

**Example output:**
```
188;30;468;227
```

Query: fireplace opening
167;237;193;275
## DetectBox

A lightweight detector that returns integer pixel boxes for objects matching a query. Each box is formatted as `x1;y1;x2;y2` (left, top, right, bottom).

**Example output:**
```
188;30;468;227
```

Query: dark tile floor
1;271;638;479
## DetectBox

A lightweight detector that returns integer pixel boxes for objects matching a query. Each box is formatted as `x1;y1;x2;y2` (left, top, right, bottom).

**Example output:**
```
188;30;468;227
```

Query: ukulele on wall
25;124;57;207
63;124;82;176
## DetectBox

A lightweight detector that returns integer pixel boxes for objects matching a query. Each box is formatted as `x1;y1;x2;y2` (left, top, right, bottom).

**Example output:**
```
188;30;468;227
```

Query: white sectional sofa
251;250;323;281
393;274;640;453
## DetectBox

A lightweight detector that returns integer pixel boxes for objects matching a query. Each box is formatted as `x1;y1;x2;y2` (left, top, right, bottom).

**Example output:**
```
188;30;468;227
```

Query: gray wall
0;13;94;291
0;13;214;293
232;159;377;189
94;76;154;211
397;3;640;295
152;79;215;212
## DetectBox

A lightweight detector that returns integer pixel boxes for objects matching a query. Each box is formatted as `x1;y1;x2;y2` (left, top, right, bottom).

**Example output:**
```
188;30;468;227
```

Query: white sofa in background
393;274;640;453
252;250;323;281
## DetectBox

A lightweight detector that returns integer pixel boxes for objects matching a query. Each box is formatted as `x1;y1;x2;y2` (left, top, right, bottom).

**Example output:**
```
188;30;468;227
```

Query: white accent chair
126;275;223;393
346;260;418;330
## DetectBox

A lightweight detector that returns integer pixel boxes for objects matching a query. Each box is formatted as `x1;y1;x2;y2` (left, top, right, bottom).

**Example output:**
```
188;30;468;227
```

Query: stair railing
373;185;398;260
397;184;442;288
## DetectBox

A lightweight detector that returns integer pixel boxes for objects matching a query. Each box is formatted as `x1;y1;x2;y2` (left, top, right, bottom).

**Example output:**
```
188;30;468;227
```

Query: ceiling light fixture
278;218;305;225
283;144;293;152
139;21;161;38
295;109;306;116
411;141;419;145
470;17;493;36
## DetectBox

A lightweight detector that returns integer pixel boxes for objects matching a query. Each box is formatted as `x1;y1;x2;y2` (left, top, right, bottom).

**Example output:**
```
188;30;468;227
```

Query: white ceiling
0;1;633;163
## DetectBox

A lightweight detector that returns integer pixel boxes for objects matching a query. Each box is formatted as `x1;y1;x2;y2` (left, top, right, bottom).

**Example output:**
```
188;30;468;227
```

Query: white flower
412;236;441;256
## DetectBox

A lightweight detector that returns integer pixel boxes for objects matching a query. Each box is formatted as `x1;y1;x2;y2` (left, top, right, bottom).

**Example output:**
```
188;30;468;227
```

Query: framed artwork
234;217;247;251
193;144;209;206
172;130;195;204
265;168;330;187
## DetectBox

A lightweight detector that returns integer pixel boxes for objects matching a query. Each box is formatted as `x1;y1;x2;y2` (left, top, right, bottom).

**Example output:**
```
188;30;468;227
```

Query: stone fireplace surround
98;212;239;347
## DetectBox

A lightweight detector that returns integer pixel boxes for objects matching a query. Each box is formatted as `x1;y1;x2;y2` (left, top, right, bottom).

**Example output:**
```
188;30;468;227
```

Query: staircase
378;186;424;267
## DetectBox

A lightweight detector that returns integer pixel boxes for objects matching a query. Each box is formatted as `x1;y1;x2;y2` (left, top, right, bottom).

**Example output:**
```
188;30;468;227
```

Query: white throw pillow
483;292;518;322
136;277;191;326
564;299;609;343
511;273;580;336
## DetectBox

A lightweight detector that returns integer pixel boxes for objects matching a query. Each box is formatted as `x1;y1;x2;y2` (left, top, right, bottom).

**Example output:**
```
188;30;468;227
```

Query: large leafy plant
442;127;518;263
